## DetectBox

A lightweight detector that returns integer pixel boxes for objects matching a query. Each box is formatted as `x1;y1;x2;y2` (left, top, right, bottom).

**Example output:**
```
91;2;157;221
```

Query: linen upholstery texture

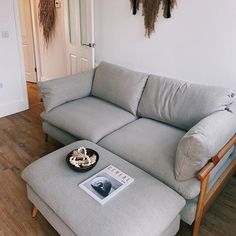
175;103;236;181
99;118;235;200
27;186;76;236
43;122;78;145
181;148;235;224
99;118;201;200
92;61;148;115
22;141;185;236
27;184;180;236
41;97;136;143
38;69;95;112
98;119;235;224
138;75;235;130
161;215;181;236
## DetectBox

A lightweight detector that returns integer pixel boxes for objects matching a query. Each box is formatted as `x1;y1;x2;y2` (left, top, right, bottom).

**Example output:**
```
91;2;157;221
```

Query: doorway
18;0;95;84
19;0;68;82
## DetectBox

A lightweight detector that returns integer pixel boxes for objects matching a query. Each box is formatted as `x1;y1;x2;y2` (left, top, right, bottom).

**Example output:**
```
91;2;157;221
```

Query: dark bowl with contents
66;148;99;172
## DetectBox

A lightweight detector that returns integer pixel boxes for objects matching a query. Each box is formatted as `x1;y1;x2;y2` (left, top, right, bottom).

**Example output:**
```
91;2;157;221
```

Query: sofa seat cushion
92;62;148;115
99;118;202;200
41;97;136;143
138;75;235;130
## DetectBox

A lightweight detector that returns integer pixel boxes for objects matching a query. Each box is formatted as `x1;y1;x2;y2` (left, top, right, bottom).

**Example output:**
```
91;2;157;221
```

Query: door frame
29;0;42;82
64;0;72;74
18;0;42;83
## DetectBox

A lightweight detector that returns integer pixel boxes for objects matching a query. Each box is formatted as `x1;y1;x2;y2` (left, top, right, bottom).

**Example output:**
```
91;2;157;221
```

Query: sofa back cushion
39;69;94;112
92;62;148;115
138;75;235;130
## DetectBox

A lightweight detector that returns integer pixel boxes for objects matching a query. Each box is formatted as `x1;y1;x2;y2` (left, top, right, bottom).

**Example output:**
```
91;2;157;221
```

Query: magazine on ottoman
79;165;134;205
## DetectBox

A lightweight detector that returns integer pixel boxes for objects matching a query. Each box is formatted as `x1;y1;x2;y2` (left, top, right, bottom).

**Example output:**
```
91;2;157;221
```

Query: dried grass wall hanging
38;0;56;46
130;0;176;37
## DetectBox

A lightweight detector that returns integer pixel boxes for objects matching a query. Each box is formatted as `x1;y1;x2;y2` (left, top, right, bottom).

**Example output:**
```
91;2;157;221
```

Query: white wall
33;0;67;81
95;0;236;88
0;0;28;118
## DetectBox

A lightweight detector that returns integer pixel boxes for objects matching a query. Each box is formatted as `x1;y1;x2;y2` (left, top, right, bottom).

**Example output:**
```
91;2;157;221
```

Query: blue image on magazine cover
83;172;122;200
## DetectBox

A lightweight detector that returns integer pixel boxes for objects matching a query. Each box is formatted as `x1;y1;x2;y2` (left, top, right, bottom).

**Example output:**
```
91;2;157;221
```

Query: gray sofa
39;61;236;234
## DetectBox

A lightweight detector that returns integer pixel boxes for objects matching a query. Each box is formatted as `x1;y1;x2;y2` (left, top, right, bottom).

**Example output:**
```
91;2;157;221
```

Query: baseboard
40;76;51;81
40;76;58;81
0;99;29;118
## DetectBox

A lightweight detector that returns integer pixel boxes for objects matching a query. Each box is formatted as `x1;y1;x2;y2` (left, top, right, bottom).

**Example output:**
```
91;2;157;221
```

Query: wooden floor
0;83;235;236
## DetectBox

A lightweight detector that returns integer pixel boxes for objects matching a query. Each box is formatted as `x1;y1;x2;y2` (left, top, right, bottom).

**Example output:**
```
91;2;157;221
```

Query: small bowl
66;148;99;172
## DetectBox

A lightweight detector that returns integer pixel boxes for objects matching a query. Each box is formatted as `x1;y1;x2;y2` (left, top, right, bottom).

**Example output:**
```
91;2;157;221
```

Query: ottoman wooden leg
45;134;49;143
32;206;38;218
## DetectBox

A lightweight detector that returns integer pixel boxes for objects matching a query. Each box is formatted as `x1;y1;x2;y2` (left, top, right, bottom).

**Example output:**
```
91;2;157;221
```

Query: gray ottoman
22;141;185;236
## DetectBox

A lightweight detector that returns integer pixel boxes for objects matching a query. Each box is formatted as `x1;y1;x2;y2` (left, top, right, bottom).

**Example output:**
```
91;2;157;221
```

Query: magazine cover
79;165;134;205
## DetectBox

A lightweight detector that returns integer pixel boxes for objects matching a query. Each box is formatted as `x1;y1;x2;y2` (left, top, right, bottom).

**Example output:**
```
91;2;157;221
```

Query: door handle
82;43;95;48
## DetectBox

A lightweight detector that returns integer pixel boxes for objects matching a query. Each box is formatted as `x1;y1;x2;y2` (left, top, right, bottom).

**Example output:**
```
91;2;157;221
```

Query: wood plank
193;176;210;236
0;169;58;236
203;158;236;215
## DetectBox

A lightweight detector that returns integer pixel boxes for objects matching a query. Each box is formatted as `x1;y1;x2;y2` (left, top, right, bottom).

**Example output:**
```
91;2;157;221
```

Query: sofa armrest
38;69;95;112
192;134;236;236
175;102;236;181
197;135;236;181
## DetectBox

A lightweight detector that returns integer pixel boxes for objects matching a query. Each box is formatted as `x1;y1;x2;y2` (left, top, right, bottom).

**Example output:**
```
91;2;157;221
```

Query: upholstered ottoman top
22;141;185;236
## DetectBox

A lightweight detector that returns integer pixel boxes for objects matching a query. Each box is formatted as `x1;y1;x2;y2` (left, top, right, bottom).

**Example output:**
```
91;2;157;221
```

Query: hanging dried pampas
130;0;141;15
130;0;177;37
38;0;56;46
142;0;162;37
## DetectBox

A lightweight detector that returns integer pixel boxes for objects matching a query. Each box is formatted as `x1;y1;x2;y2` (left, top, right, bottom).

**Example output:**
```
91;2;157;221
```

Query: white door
65;0;95;74
19;0;37;82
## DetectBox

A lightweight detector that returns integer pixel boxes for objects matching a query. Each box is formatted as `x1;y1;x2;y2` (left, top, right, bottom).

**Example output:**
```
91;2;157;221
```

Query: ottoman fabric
27;185;181;236
22;141;185;236
27;186;76;236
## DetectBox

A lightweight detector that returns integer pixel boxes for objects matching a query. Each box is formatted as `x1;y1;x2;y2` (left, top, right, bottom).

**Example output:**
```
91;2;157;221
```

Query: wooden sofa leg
45;133;48;142
32;206;38;218
193;175;209;236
